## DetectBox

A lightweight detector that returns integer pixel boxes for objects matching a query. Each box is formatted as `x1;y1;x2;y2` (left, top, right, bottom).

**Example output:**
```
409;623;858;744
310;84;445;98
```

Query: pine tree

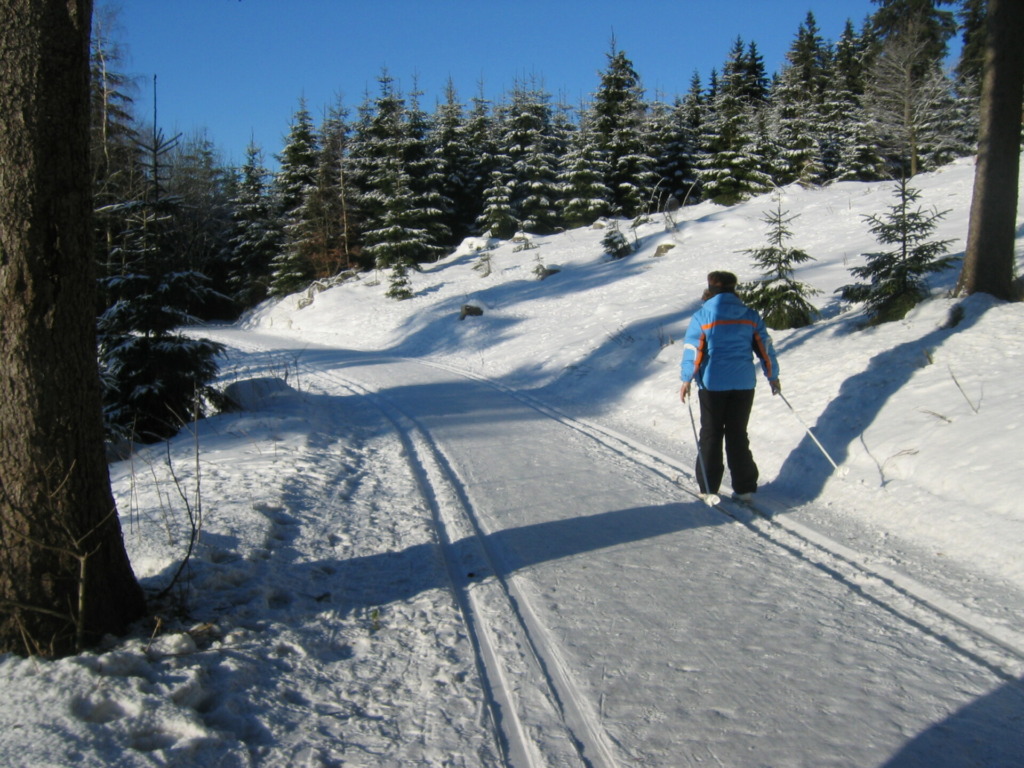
769;13;830;186
463;87;498;231
698;90;772;205
165;131;236;318
736;40;771;104
475;90;517;239
646;95;698;211
676;72;708;204
477;166;518;239
354;72;449;297
270;101;319;295
478;80;561;237
558;114;612;228
302;103;356;276
404;83;451;256
698;38;773;204
510;83;561;234
954;0;987;99
870;0;958;68
770;73;826;187
97;124;225;441
741;198;819;329
838;177;956;324
276;99;319;213
820;21;871;181
591;44;658;217
602;221;633;258
431;79;480;243
362;166;428;300
88;25;226;442
228;142;282;309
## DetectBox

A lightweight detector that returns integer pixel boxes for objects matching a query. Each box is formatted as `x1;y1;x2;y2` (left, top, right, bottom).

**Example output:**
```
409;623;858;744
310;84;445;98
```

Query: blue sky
114;0;882;167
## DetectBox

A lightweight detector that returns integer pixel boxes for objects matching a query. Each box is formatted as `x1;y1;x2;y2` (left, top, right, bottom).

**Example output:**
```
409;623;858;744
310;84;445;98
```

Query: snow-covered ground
3;157;1024;766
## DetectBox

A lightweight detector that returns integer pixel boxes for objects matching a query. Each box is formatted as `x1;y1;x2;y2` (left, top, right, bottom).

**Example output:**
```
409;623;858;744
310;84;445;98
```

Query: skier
680;271;781;501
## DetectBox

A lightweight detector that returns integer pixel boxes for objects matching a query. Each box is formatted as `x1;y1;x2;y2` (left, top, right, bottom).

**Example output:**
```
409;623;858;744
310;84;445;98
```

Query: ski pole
686;390;720;505
778;392;843;474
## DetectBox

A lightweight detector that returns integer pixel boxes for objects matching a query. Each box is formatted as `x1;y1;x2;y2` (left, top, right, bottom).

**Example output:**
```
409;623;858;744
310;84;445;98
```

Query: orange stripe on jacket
692;334;707;377
753;330;774;379
700;318;758;331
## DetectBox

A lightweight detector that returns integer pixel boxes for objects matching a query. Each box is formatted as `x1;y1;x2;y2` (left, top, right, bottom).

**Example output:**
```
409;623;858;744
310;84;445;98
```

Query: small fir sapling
838;177;955;324
740;197;819;329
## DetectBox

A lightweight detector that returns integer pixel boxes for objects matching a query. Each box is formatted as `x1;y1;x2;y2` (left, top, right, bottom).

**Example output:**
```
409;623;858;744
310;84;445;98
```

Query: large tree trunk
0;0;145;656
956;0;1024;300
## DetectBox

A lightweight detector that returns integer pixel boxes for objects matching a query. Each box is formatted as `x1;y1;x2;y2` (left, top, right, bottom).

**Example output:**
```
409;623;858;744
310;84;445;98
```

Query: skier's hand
680;381;691;403
770;378;782;396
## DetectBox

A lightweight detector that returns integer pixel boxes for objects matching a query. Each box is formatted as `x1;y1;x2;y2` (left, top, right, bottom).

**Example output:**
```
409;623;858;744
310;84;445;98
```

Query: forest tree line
91;0;988;441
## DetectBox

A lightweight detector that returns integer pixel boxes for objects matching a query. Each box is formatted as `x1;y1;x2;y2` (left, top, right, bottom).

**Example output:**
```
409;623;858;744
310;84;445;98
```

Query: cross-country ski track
207;328;1024;767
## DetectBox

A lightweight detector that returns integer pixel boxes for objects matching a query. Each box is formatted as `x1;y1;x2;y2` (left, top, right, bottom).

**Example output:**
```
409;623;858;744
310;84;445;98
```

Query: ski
726;493;773;519
672;475;773;518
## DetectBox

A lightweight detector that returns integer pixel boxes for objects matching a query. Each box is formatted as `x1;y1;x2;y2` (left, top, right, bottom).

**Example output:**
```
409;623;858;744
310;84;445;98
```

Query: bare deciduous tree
863;20;956;177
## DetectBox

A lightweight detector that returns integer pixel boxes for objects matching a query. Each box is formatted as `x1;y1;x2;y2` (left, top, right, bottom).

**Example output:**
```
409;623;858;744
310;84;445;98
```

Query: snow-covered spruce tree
362;167;426;300
477;80;561;238
477;166;518;240
828;18;893;182
270;101;319;296
355;72;448;298
463;88;499;231
590;44;658;217
674;72;709;204
431;79;481;244
557;115;612;229
165;132;237;319
646;95;699;210
404;84;452;256
228;142;281;309
918;77;977;171
838;176;956;325
769;13;829;187
698;92;772;205
601;221;633;259
549;97;577;165
769;76;825;187
697;39;773;205
740;198;819;329
836;105;892;182
503;80;562;234
97;125;225;442
818;20;868;181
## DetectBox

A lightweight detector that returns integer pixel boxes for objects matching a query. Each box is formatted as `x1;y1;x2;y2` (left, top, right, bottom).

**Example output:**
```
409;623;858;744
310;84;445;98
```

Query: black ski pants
695;388;758;495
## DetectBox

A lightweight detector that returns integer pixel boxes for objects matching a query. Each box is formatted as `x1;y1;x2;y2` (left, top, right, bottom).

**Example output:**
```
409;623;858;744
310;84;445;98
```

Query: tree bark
0;0;145;655
956;0;1024;300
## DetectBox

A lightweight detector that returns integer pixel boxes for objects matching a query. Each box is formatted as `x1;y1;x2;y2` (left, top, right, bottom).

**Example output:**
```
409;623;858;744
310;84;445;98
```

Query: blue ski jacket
680;292;779;391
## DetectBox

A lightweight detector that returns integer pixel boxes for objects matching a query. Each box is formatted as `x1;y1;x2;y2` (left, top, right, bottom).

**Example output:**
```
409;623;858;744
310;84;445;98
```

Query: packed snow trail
212;329;1024;767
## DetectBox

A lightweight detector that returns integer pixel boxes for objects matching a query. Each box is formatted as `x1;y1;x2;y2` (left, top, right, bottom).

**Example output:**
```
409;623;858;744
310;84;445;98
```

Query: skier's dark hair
707;270;738;295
